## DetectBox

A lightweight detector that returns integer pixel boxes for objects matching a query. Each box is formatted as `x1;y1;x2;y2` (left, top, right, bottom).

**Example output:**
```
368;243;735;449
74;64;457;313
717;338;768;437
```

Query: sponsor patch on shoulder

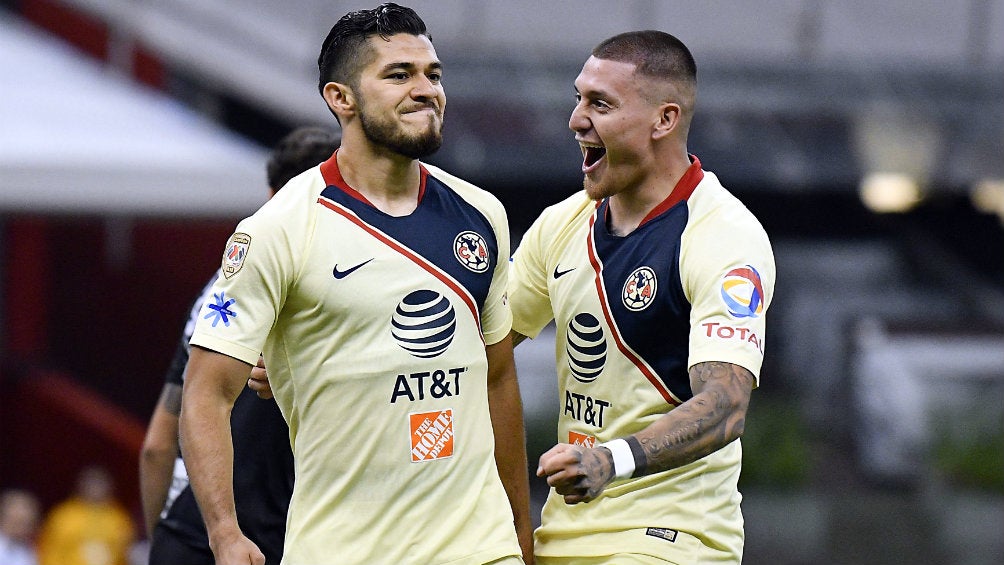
645;527;678;543
720;265;765;318
410;409;454;462
222;233;251;279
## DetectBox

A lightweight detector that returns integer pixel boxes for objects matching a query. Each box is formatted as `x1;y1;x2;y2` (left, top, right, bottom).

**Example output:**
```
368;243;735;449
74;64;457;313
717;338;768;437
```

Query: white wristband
601;438;636;480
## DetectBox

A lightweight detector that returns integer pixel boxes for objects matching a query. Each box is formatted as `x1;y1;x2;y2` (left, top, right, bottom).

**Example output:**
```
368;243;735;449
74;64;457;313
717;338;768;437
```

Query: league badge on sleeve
222;232;251;279
720;265;765;318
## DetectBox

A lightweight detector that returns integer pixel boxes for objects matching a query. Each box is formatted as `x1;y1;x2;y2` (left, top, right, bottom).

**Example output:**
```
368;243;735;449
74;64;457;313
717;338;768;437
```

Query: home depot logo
568;431;596;449
410;409;455;462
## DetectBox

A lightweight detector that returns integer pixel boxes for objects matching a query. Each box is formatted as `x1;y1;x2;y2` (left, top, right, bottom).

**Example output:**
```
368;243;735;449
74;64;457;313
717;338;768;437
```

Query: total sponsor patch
700;321;763;355
410;409;454;462
720;265;765;319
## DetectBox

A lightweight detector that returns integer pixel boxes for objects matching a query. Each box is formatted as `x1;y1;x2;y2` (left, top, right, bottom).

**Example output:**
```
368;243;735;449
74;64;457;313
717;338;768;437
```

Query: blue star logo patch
204;292;237;327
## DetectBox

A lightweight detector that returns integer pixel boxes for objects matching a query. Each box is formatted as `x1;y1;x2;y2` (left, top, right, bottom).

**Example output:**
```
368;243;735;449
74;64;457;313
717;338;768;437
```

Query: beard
358;101;443;159
583;177;605;201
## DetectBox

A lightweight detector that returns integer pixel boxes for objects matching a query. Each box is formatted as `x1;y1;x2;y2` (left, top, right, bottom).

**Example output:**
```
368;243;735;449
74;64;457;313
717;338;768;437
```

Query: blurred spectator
36;466;136;565
0;488;41;565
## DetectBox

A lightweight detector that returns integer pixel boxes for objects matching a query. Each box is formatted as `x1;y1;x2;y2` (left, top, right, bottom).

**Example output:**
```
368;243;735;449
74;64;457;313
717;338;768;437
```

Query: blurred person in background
138;126;340;565
0;488;41;565
180;3;531;565
509;30;775;564
36;466;135;565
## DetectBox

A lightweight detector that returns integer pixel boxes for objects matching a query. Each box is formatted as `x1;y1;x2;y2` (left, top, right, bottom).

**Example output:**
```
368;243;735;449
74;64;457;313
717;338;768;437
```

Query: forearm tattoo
635;361;753;474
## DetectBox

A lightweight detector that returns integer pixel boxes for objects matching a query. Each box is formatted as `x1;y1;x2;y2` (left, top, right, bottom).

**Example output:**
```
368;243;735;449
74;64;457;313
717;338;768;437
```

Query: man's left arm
537;360;754;504
486;334;534;564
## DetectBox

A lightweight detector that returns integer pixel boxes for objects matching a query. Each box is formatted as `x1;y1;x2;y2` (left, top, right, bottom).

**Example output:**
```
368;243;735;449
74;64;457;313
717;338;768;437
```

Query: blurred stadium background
1;1;1002;563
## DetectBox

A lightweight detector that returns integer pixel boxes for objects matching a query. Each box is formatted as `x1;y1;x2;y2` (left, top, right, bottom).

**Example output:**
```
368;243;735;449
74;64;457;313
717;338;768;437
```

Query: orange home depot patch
410;409;455;462
568;431;596;448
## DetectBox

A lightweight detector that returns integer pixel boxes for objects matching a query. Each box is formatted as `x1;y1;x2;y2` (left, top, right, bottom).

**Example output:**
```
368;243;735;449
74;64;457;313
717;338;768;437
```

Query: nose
411;75;438;100
569;102;589;133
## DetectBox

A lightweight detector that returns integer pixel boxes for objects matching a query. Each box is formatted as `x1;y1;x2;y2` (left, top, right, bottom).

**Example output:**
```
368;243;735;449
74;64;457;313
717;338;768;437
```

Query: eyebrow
575;85;613;100
379;61;443;74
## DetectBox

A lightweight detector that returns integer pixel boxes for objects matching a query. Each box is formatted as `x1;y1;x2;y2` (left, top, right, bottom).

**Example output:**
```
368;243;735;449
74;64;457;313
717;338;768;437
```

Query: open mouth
581;143;606;169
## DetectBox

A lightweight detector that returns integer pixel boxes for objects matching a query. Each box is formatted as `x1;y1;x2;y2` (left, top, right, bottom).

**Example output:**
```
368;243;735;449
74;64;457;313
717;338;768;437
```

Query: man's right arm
179;345;264;565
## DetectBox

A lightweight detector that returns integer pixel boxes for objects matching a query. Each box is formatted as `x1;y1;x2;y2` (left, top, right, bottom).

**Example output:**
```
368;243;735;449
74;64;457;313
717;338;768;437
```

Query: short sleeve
480;202;513;346
509;210;556;339
190;195;305;365
682;198;775;384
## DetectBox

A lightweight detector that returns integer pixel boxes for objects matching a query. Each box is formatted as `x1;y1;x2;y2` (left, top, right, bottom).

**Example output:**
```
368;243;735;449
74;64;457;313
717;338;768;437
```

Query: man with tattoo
509;30;775;564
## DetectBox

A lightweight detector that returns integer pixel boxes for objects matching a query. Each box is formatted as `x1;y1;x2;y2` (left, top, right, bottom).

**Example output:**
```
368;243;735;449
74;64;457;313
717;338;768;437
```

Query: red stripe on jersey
586;209;681;406
316;196;484;343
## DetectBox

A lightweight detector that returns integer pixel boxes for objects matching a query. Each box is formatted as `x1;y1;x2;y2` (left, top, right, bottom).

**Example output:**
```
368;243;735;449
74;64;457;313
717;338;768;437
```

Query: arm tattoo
635;361;754;475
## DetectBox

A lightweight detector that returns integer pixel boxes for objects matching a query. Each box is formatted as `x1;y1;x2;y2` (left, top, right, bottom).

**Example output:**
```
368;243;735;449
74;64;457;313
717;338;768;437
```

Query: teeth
582;144;606;167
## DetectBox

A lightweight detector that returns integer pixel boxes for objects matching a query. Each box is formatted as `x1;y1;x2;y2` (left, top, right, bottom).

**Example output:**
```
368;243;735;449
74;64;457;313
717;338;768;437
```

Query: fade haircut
592;30;697;111
317;3;429;96
266;126;340;191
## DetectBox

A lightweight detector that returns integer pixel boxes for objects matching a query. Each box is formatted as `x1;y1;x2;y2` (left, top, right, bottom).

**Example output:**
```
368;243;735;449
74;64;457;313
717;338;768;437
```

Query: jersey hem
189;334;260;366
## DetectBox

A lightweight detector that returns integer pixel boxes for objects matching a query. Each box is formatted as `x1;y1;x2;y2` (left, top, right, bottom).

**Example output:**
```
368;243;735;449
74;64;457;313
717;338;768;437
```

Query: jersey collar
319;149;428;207
635;154;704;227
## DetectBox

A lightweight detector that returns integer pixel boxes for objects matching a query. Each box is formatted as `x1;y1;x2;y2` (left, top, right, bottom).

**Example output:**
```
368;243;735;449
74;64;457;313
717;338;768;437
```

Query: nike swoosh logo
553;265;575;279
332;258;374;279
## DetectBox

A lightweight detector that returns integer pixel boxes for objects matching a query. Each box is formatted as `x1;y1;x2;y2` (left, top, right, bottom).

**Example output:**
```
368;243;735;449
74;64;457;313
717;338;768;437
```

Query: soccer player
509;31;775;564
179;4;532;565
139;126;340;565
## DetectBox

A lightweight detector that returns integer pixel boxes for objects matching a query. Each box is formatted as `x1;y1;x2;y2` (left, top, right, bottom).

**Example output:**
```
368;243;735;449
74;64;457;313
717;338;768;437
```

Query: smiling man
509;31;775;564
178;4;532;565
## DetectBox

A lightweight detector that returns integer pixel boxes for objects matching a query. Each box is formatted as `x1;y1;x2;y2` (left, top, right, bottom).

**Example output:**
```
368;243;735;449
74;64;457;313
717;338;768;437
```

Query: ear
323;82;355;119
653;102;681;140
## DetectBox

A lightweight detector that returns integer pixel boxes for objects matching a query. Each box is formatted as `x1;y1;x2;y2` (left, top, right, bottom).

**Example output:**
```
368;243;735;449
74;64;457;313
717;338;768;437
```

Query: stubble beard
359;104;443;159
583;177;612;201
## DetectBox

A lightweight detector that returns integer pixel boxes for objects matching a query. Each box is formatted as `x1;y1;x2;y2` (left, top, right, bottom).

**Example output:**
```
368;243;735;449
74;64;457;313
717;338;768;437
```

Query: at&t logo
391;290;456;358
566;313;606;383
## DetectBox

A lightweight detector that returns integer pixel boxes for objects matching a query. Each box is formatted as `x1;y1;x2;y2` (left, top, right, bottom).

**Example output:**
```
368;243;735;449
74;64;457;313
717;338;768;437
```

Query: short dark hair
266;126;340;191
592;30;697;87
317;3;429;95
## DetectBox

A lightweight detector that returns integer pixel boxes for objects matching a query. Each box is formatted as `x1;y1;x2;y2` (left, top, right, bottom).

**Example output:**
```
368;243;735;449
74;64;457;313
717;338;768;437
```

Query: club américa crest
622;266;657;311
454;231;490;273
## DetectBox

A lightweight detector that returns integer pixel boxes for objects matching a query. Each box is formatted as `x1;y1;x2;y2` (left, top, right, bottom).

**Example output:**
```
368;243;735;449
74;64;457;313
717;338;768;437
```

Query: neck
606;148;691;236
335;133;422;216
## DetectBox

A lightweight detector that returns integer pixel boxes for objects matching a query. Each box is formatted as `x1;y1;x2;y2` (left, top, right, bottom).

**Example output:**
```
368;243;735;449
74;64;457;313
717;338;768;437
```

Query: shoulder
687;170;770;244
529;190;596;236
234;166;327;245
257;166;325;219
681;170;775;292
